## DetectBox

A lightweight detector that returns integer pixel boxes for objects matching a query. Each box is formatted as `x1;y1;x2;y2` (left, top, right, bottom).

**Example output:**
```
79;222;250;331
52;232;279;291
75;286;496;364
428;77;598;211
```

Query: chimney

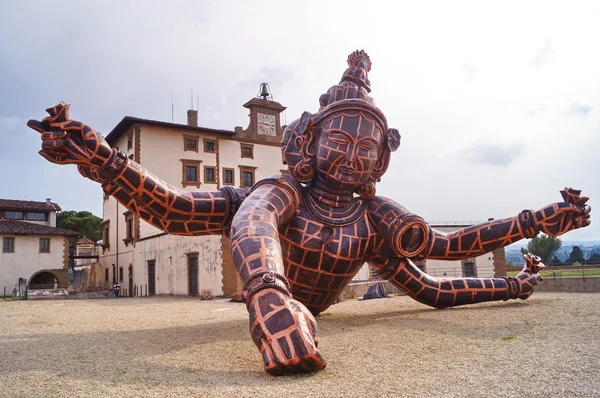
187;109;198;127
46;198;52;205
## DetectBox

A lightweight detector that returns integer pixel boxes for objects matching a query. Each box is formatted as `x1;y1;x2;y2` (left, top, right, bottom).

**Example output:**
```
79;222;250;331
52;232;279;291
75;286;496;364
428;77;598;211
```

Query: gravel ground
1;293;599;398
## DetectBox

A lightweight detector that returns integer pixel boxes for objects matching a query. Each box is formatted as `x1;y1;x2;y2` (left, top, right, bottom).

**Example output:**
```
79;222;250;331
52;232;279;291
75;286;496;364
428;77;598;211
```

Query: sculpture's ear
386;128;401;152
298;111;313;135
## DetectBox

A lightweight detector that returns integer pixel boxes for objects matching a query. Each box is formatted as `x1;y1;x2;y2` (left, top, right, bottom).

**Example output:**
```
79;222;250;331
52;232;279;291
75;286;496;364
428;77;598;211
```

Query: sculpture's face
315;111;383;190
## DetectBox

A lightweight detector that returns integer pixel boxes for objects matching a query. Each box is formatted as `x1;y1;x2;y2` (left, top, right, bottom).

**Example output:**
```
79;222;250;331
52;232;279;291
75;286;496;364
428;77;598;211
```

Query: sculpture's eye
358;139;378;151
329;133;349;146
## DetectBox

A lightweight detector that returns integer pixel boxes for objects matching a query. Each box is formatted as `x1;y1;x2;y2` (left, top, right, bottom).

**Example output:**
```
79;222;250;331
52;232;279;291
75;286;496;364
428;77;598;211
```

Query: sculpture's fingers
582;205;592;216
45;102;69;122
41;138;65;149
27;119;49;134
49;120;83;132
302;350;326;373
560;187;582;204
41;131;66;141
38;149;56;163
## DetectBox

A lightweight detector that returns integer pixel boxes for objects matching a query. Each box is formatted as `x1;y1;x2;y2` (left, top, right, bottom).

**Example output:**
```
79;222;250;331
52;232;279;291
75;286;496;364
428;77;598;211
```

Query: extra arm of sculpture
425;188;591;260
230;179;326;375
27;102;246;236
369;251;545;308
368;191;591;308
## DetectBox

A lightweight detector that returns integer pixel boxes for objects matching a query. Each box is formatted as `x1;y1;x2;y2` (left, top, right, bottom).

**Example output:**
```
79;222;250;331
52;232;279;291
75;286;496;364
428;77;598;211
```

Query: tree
551;256;562;265
568;246;585;264
57;211;103;243
520;234;562;265
588;253;600;263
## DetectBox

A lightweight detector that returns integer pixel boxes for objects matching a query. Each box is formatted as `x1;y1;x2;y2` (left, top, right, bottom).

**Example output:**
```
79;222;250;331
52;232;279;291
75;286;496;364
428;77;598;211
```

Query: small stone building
0;199;79;294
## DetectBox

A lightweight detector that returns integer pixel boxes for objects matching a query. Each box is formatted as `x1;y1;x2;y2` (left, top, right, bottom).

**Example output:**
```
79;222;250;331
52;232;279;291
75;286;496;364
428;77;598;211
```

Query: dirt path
1;293;598;397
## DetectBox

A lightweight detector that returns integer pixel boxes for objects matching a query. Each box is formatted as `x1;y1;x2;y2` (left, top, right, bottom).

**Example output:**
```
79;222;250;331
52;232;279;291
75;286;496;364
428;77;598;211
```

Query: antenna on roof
171;90;174;123
191;87;194;109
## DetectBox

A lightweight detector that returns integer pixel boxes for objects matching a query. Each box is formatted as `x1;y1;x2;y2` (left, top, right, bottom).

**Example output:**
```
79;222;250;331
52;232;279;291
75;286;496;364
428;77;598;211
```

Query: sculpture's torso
278;189;380;314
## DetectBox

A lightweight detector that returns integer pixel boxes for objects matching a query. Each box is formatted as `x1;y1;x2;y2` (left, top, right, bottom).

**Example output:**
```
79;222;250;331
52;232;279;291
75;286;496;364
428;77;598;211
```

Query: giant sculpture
28;50;591;375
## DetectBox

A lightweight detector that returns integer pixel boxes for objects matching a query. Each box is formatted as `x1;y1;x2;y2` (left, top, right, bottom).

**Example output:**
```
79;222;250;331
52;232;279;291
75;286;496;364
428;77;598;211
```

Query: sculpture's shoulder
250;174;303;211
366;195;410;217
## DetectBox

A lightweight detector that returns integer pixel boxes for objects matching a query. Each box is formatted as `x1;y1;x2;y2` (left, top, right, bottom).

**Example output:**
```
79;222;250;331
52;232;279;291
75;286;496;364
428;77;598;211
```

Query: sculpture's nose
344;143;357;161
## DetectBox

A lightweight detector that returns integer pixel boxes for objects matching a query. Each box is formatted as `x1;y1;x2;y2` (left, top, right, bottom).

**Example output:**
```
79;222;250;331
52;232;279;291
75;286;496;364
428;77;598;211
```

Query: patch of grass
502;335;516;341
506;268;600;277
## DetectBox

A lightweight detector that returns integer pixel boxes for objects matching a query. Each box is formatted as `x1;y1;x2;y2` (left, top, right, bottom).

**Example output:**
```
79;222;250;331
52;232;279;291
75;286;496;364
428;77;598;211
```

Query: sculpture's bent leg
371;254;544;308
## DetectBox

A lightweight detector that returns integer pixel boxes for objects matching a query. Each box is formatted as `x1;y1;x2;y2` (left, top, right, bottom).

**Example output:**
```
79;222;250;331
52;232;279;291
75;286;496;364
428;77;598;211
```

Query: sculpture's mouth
339;166;355;175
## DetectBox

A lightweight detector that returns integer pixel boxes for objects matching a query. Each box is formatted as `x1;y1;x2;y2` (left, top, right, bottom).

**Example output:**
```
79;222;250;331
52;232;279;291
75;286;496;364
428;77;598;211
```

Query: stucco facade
0;199;77;293
97;94;287;297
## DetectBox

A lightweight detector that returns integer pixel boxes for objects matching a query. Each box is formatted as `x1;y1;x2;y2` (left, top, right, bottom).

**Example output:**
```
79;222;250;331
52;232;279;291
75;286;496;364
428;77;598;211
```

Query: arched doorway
29;271;60;289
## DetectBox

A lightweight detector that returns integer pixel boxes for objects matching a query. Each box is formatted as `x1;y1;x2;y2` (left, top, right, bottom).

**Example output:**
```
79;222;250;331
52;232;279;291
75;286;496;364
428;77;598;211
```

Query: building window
119;266;124;282
181;159;202;188
26;212;48;221
239;166;257;188
203;139;216;153
39;238;50;253
204;166;216;183
240;143;254;159
102;220;110;249
123;211;134;245
183;135;199;152
242;171;253;187
463;262;477;277
104;268;109;282
4;211;23;220
223;168;235;186
127;133;133;151
3;237;15;253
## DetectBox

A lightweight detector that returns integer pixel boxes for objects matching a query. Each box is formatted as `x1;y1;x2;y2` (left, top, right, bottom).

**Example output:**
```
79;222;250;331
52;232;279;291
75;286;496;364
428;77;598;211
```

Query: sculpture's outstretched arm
77;165;247;236
369;251;545;308
27;103;246;236
368;191;591;261
426;188;590;260
231;178;326;375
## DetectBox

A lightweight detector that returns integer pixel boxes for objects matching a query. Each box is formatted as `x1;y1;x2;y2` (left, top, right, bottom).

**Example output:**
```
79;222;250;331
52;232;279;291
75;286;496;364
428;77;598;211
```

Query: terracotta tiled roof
0;199;61;212
0;220;79;236
76;237;97;245
105;116;236;146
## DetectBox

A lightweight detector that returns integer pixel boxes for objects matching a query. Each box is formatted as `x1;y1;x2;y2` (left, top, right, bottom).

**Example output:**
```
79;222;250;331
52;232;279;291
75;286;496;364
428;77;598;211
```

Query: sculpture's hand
248;289;326;375
27;102;113;167
534;188;591;237
513;253;545;300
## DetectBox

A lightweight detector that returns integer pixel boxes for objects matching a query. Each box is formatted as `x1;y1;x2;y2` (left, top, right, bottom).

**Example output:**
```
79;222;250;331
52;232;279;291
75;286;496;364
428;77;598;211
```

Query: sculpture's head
282;50;400;199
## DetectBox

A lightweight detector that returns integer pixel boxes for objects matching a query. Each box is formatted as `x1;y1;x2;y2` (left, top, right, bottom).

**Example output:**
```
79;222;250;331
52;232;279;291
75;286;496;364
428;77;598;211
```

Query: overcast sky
1;1;599;241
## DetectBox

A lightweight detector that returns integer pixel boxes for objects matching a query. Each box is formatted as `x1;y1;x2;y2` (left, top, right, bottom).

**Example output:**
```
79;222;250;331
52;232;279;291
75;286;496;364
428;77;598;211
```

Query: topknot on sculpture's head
282;50;401;199
318;50;374;108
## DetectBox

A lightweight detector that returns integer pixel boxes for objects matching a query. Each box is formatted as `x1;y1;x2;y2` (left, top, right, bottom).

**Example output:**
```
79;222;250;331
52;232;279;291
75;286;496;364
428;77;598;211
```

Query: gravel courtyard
1;292;598;398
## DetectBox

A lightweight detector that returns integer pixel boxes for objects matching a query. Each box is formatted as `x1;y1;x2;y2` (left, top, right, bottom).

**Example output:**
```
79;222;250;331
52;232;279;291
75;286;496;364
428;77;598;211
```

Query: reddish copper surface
28;50;591;375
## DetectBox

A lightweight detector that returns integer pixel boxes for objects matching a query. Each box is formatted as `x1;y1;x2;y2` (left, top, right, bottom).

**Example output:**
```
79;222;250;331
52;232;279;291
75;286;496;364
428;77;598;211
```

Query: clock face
257;113;276;136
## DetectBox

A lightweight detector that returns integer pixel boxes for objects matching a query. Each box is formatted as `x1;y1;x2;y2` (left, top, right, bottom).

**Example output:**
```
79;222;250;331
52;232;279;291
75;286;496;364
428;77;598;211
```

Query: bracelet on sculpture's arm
518;209;540;238
97;149;129;180
244;271;291;308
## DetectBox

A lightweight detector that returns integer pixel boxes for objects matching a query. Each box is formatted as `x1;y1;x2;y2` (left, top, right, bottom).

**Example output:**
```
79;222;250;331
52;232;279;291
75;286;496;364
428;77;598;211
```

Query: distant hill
506;240;600;265
507;241;600;249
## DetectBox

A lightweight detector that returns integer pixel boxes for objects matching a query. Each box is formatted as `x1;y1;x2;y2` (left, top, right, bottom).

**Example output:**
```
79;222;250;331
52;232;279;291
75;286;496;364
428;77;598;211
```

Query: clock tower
234;84;286;145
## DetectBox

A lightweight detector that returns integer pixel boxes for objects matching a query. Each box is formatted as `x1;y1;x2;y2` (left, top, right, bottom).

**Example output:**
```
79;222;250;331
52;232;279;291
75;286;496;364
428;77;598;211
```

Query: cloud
238;66;295;91
0;116;20;135
457;141;524;166
460;63;477;79
531;39;554;68
563;100;593;116
527;103;548;116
